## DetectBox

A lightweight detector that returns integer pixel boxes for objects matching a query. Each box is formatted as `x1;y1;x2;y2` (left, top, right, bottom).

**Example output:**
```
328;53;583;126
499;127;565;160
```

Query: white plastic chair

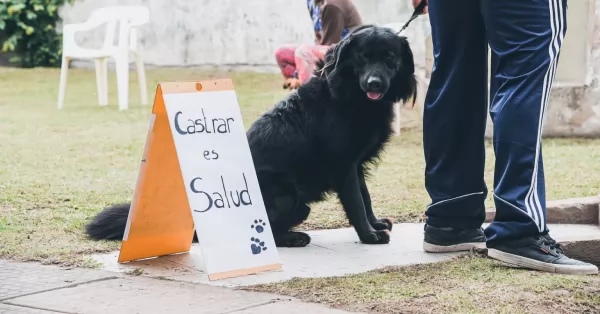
57;5;150;111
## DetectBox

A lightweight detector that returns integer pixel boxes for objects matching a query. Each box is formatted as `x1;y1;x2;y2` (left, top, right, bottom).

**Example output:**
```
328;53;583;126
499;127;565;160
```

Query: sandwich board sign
117;79;282;280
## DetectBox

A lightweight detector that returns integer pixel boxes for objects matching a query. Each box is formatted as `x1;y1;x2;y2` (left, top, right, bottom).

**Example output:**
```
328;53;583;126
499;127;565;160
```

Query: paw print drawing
250;237;267;255
251;219;266;233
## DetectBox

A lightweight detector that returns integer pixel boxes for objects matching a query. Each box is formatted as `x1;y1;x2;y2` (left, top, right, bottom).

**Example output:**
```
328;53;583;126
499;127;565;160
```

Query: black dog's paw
250;219;267;233
372;218;393;231
250;237;268;254
359;230;391;244
274;231;311;247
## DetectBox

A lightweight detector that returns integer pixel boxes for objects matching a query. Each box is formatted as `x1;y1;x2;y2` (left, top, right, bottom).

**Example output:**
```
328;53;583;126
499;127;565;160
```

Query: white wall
59;0;430;71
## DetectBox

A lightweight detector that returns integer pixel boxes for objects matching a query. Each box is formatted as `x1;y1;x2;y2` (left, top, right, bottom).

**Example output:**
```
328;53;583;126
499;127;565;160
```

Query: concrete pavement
0;260;358;314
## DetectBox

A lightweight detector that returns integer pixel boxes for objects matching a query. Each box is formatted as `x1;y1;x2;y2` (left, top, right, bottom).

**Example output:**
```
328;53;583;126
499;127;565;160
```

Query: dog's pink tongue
367;92;382;100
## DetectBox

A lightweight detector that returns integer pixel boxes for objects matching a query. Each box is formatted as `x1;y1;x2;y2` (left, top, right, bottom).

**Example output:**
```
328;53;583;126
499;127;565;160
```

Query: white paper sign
164;90;281;276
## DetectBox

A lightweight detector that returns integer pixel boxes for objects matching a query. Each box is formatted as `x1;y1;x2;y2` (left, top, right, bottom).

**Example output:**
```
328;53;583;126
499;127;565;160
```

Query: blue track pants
423;0;568;244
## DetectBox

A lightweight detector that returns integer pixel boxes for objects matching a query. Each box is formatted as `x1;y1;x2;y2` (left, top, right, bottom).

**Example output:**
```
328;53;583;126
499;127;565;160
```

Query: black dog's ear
398;36;415;77
321;24;376;76
389;36;417;106
390;73;418;107
320;34;353;77
330;37;353;73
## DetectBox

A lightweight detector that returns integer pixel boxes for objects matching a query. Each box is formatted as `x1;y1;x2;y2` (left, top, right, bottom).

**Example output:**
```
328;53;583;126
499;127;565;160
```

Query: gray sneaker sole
423;241;487;253
488;248;599;275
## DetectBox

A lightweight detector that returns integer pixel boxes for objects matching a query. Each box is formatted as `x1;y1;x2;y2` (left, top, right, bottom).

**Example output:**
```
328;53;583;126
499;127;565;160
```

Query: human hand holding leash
412;0;428;14
396;0;428;35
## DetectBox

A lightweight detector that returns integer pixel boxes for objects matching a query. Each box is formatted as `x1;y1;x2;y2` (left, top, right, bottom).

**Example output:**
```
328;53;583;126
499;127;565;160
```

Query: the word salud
189;173;253;212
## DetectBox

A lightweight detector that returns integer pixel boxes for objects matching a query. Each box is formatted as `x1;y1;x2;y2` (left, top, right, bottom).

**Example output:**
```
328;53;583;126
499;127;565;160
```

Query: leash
396;0;427;35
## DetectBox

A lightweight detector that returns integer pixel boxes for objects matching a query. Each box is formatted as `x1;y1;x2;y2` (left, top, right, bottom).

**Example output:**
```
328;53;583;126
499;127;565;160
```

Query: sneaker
423;224;487;253
487;233;599;275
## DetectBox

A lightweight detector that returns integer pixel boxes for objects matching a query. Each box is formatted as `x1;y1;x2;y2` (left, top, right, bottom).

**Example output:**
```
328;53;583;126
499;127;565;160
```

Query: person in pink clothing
275;0;363;90
276;44;329;89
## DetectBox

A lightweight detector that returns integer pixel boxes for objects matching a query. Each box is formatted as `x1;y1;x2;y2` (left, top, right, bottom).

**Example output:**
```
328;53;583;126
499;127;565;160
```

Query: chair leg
393;102;401;136
100;58;108;106
57;56;69;109
115;57;129;110
134;53;148;105
94;59;105;106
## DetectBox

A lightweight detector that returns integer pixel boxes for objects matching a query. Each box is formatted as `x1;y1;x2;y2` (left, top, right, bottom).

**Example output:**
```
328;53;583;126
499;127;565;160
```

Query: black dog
85;25;417;247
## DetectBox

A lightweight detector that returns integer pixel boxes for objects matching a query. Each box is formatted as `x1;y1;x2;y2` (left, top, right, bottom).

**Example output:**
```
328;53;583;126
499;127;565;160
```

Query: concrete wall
58;0;430;71
543;0;600;137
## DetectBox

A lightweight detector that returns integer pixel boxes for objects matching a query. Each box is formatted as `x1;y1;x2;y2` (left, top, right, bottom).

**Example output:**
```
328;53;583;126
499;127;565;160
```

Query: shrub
0;0;74;68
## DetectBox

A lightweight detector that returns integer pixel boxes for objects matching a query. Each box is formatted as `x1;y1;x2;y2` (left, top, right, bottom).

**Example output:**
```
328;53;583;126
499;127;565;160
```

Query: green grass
246;252;600;313
0;66;599;266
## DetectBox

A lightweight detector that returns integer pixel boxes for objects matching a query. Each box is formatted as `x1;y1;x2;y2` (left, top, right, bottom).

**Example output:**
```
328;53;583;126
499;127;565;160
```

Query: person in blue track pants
414;0;598;275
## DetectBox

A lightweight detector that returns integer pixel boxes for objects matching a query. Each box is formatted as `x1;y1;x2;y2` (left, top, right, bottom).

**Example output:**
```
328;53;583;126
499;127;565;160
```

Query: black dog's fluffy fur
85;25;417;247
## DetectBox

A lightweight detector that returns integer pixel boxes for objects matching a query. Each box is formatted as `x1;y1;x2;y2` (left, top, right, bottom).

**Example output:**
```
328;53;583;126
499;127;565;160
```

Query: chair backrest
89;6;150;26
86;6;150;51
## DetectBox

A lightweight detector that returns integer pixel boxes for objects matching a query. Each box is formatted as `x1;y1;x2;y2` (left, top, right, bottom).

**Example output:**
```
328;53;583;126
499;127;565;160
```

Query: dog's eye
385;57;397;69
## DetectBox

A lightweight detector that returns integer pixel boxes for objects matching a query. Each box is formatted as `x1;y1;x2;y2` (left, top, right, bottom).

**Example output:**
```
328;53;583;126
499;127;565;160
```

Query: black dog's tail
85;203;131;241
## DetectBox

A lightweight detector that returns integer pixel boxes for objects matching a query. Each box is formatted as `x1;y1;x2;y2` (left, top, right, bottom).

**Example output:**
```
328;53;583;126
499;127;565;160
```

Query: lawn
0;66;599;267
246;251;600;313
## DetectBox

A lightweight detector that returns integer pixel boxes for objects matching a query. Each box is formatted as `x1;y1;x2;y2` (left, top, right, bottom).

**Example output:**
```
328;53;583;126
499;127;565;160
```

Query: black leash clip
396;0;427;35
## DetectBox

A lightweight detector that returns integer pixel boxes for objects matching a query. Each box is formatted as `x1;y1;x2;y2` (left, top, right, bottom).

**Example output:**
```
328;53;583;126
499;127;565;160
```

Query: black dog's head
316;25;417;105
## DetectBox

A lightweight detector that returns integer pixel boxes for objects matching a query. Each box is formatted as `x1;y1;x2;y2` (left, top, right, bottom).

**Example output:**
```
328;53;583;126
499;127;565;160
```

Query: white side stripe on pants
525;0;566;232
425;192;484;210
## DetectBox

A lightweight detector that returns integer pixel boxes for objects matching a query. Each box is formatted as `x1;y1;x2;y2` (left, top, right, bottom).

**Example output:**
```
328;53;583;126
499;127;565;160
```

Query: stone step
485;195;600;225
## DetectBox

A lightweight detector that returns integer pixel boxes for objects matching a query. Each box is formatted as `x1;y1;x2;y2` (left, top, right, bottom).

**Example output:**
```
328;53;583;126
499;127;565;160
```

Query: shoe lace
540;234;564;254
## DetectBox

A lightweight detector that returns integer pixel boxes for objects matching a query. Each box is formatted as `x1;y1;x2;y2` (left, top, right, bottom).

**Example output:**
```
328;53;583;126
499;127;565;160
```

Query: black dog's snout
367;77;382;90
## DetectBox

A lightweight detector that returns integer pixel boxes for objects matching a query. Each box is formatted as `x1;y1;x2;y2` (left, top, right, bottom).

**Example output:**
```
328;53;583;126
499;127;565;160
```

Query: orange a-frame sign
118;80;281;280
